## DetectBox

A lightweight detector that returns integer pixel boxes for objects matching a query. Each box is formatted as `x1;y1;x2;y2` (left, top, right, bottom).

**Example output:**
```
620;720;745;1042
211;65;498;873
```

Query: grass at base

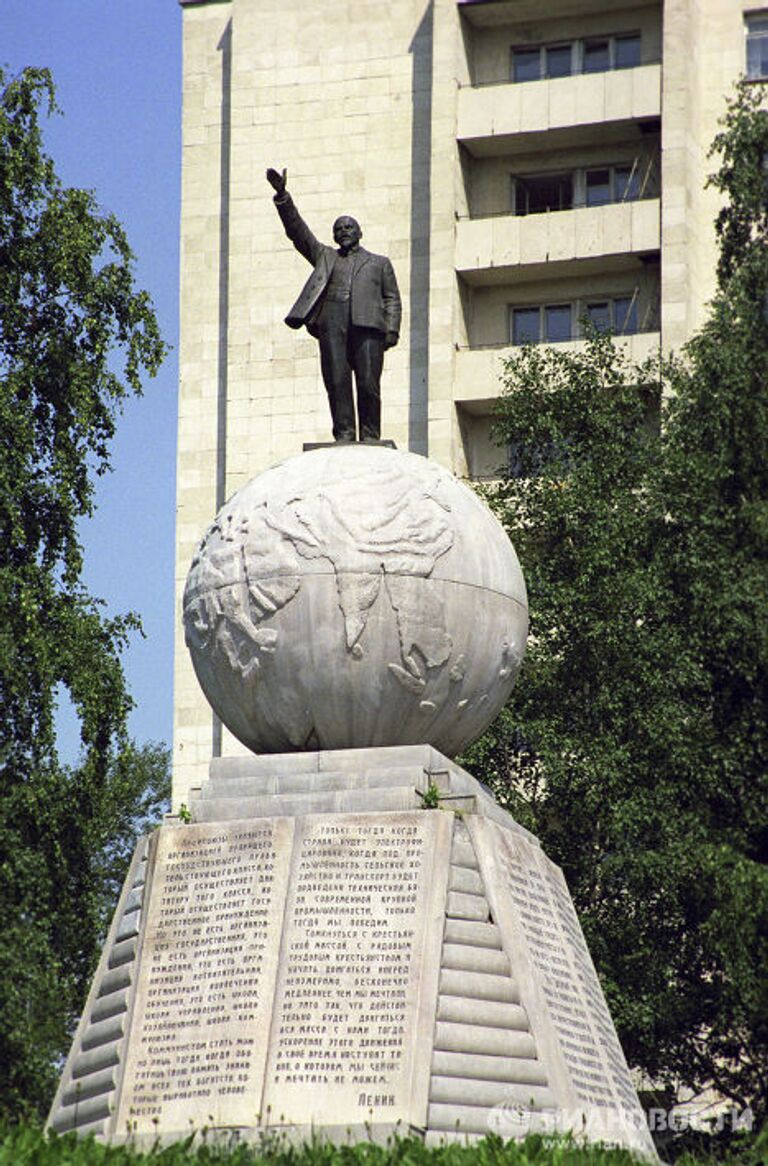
0;1127;764;1166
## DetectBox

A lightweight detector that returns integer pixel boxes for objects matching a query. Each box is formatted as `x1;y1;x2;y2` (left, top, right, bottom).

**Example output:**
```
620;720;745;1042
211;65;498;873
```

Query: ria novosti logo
488;1102;754;1140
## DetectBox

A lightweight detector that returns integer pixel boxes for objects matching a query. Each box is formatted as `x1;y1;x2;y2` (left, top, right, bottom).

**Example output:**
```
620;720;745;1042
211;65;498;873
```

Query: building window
585;164;641;205
513;173;574;215
511;295;640;345
511;33;641;82
546;43;573;78
614;295;639;334
614;34;642;69
746;13;768;80
512;304;573;344
614;165;642;201
584;295;639;335
511;162;646;215
512;47;541;82
583;38;610;74
545;304;572;342
585;301;612;332
512;43;575;82
512;307;544;344
585;169;612;206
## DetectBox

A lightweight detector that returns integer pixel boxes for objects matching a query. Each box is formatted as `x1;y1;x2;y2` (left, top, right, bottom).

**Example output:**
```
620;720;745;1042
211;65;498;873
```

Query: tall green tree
0;67;170;1120
466;83;768;1126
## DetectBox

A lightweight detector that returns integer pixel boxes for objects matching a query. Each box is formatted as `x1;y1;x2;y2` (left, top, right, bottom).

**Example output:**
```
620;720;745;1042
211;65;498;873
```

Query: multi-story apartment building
173;0;766;805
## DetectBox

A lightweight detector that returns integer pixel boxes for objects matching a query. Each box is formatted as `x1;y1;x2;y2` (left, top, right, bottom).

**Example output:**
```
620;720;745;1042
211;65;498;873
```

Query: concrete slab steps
427;821;553;1140
49;841;149;1137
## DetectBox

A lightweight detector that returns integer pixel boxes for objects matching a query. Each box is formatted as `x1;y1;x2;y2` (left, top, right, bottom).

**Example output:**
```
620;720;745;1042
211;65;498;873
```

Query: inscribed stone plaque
468;817;650;1148
262;812;452;1128
116;819;293;1134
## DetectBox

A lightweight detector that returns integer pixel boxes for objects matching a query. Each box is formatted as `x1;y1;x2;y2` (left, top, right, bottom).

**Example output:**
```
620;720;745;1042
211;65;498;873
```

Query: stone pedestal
47;747;655;1158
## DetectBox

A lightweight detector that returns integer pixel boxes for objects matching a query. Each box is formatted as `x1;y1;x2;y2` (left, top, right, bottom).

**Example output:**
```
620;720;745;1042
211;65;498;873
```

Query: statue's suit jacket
274;193;401;341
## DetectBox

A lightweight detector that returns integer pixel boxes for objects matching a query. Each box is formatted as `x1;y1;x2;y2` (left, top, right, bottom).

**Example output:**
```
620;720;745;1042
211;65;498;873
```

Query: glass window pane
614;296;638;334
512;179;529;216
583;39;610;73
586;169;611;206
545;304;571;342
747;33;768;80
615;34;641;69
513;49;541;82
546;44;572;78
513;307;540;344
756;35;768;79
525;173;573;214
615;166;640;201
586;302;611;333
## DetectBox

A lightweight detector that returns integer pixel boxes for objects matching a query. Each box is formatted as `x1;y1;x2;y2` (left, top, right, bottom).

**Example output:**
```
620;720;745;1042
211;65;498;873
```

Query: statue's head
333;216;362;253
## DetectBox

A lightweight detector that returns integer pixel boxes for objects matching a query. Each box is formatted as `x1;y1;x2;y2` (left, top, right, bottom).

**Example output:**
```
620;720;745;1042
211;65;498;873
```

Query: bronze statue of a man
267;168;401;443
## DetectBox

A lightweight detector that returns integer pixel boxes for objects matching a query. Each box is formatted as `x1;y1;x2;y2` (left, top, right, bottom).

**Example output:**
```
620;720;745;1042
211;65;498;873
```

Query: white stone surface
467;814;656;1157
184;445;527;757
455;201;661;275
116;819;294;1134
464;63;660;141
261;812;453;1128
104;810;451;1138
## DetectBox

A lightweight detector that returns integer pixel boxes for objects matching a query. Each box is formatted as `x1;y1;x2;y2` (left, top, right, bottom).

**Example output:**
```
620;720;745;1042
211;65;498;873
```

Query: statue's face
333;216;362;252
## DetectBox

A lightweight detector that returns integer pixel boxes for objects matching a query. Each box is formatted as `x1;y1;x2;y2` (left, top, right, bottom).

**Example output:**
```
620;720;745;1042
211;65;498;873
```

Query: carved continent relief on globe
183;446;528;756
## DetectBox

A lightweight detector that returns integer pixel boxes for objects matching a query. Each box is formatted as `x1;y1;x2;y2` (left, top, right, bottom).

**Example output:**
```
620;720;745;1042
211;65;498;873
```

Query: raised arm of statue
266;166;287;197
266;166;323;267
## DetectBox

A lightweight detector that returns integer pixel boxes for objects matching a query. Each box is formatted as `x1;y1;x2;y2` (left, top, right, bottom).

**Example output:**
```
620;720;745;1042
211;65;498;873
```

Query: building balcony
457;0;656;25
453;331;661;404
455;198;660;285
457;64;661;156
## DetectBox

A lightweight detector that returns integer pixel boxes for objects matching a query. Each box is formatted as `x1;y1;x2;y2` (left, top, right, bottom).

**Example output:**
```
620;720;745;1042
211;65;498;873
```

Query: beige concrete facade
174;0;765;804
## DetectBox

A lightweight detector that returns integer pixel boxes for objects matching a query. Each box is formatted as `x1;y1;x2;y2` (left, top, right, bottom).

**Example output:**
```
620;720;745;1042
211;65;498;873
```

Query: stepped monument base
48;746;655;1158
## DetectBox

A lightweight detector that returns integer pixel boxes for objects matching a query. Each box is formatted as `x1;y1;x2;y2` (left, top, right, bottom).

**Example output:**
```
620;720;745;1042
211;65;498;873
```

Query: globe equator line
184;572;527;608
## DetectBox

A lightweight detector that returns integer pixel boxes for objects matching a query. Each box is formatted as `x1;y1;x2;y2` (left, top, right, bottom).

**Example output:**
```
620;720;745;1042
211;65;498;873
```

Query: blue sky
3;1;182;758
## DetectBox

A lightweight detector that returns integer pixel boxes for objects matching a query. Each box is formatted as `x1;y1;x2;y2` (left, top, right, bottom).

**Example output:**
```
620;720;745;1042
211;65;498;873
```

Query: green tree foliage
466;84;768;1124
0;67;170;1120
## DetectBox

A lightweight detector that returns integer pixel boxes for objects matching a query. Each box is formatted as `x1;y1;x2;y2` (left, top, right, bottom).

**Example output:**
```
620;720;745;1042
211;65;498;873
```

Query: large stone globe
183;445;527;756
